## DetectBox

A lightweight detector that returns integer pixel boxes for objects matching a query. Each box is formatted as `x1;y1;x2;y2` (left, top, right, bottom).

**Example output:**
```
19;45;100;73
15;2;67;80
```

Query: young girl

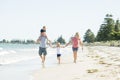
51;42;64;64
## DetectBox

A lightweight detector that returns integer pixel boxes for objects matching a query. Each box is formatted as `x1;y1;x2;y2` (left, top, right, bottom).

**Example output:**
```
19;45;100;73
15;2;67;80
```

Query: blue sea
0;43;68;66
0;43;56;80
0;43;60;65
0;43;39;65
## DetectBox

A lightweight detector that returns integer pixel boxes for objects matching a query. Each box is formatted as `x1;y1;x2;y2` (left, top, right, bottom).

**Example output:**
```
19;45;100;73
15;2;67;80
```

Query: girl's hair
56;42;60;47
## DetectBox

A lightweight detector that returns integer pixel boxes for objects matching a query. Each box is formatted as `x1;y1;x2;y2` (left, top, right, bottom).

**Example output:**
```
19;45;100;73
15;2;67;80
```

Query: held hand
63;46;66;48
36;39;40;43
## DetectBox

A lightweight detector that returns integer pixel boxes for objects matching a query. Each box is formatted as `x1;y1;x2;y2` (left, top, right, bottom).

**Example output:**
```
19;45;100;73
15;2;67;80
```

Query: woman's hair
75;32;80;38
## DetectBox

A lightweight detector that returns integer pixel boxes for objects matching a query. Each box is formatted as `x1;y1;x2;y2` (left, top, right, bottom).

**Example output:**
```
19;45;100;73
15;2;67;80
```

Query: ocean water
0;43;70;66
0;43;41;65
0;43;63;80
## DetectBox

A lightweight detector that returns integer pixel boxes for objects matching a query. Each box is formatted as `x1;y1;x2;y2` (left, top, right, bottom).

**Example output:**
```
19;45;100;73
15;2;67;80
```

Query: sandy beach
32;46;120;80
0;46;120;80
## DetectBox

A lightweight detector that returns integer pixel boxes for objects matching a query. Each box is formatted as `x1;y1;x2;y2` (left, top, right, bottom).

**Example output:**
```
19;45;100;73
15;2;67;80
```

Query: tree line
0;36;66;44
0;39;35;44
84;14;120;43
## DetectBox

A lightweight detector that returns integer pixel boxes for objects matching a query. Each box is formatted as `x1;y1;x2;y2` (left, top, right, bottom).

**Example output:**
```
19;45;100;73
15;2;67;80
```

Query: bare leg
73;51;77;63
42;55;46;64
39;55;45;64
40;55;43;62
57;57;60;64
42;56;45;68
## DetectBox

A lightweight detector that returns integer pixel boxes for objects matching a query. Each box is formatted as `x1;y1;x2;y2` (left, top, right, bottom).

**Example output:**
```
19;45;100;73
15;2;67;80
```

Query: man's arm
36;36;41;43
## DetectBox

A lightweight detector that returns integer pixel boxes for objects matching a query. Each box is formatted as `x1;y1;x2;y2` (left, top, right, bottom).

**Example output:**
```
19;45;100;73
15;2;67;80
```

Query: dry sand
32;46;120;80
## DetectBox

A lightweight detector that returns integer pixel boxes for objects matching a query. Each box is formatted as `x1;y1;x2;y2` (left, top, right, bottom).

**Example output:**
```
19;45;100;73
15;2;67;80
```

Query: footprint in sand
99;60;106;64
72;77;80;80
87;69;98;73
99;74;106;77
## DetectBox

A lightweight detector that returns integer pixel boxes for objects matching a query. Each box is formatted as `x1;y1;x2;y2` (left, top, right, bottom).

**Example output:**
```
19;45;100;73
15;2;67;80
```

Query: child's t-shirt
56;47;61;54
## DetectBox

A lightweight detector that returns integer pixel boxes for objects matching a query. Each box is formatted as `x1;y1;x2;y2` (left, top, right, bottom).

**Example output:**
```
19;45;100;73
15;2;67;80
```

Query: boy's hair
43;26;46;29
40;29;45;33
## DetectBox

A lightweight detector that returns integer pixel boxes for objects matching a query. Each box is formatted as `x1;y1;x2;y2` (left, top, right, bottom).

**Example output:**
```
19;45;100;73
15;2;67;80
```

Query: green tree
26;40;35;44
115;19;120;32
84;29;95;43
2;39;7;43
96;14;115;41
10;39;21;43
57;35;66;44
110;19;120;40
111;31;120;40
96;24;105;41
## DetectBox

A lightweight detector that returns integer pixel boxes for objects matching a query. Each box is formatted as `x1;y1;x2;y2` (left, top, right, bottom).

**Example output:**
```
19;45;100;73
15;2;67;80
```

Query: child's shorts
57;54;61;57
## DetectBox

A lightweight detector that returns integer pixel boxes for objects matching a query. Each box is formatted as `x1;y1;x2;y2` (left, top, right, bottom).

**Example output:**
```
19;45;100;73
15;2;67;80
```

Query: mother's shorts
72;47;78;52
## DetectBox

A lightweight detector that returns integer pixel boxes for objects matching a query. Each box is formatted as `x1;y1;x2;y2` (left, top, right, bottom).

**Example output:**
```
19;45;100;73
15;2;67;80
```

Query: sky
0;0;120;42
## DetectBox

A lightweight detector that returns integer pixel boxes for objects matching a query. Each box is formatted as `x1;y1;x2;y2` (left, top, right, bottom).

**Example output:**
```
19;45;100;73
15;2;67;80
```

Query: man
37;26;49;65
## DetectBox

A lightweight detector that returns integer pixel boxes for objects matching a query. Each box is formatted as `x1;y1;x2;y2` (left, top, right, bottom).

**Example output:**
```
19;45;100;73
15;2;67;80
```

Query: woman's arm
79;38;83;50
65;41;71;47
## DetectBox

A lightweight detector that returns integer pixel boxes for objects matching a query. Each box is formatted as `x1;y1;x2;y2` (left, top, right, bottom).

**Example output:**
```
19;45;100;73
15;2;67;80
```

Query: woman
65;32;83;63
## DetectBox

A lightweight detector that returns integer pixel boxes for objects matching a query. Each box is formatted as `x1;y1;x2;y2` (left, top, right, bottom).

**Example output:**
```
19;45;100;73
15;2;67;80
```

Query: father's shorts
39;47;47;56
